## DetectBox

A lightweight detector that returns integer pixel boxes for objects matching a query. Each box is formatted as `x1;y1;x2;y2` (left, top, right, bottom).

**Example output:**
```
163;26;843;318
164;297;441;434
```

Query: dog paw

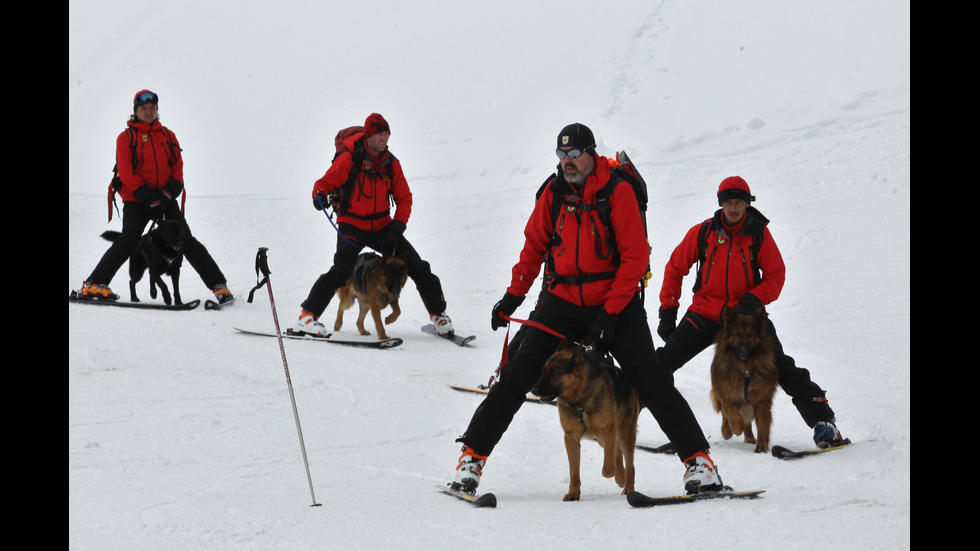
359;330;370;336
563;492;581;502
744;435;756;444
384;314;399;324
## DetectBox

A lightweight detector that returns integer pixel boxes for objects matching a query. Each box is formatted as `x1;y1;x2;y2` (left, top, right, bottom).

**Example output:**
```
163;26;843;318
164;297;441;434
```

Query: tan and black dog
531;338;640;501
334;252;408;340
710;307;779;453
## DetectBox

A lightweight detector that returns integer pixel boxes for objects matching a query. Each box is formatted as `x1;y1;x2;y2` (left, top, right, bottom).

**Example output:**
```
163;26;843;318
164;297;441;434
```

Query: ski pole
248;247;321;507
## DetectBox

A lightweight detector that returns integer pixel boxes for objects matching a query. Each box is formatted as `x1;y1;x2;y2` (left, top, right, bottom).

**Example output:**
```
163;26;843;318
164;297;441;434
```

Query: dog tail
101;230;122;242
709;389;723;413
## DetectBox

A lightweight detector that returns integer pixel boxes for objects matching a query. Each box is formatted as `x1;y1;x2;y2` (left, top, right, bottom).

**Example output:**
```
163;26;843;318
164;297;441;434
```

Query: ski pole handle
247;247;272;303
256;247;271;278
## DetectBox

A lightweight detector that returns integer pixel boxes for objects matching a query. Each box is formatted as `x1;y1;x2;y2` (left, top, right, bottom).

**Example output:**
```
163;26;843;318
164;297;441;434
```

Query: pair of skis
233;324;476;349
436;483;764;509
68;291;235;311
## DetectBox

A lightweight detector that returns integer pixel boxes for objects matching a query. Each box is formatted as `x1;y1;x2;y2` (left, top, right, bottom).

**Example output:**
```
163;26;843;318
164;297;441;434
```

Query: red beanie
717;176;754;205
364;113;390;138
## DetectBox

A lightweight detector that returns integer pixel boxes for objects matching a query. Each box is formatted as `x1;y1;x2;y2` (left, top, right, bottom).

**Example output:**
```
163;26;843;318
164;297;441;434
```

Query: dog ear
723;307;739;326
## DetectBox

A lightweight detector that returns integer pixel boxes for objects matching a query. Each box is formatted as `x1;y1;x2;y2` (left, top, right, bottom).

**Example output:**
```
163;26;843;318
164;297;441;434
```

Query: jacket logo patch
717;236;727;246
141;134;148;143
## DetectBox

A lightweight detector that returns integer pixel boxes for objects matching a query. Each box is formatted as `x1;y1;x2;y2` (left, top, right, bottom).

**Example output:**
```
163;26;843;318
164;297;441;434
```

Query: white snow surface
69;1;910;549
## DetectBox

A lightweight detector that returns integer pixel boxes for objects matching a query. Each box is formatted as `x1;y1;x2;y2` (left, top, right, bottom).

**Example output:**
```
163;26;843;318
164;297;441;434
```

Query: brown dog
334;252;407;340
531;339;640;501
710;307;779;453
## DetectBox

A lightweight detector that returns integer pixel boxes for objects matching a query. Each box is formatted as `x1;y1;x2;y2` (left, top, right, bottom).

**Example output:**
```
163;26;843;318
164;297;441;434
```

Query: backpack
691;217;763;294
326;125;395;219
106;125;182;221
535;150;652;296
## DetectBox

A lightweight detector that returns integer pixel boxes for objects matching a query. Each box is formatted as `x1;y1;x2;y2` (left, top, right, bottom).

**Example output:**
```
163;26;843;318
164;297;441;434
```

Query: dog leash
487;313;571;385
499;312;567;339
316;195;364;249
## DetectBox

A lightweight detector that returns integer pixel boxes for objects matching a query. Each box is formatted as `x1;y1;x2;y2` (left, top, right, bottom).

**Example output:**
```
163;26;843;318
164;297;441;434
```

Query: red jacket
312;132;412;233
507;156;648;316
660;207;785;321
115;119;182;202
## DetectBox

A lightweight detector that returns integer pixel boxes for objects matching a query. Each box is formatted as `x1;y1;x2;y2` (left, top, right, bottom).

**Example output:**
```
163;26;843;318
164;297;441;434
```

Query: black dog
102;220;185;305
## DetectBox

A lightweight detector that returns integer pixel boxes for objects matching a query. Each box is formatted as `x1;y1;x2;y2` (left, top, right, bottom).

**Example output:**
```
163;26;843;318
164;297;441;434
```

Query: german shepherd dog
710;307;779;453
531;338;640;501
334;252;408;340
102;220;185;305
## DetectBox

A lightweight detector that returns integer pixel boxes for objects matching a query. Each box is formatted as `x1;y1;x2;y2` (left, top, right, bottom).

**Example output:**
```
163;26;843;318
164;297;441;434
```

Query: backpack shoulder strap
691;219;713;293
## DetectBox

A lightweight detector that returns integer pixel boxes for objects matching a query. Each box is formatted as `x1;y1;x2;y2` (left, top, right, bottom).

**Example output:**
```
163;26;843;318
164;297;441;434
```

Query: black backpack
535;150;652;296
326;126;395;220
691;217;764;294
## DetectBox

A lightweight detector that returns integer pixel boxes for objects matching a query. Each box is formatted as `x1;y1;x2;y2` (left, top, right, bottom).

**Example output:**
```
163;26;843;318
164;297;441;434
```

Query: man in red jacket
657;176;845;448
78;90;231;303
296;113;453;337
449;123;724;497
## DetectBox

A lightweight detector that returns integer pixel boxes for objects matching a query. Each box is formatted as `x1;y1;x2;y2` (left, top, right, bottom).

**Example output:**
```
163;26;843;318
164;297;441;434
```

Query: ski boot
813;420;845;449
430;312;454;337
294;309;329;337
212;283;234;305
682;451;725;495
78;281;119;301
450;446;487;495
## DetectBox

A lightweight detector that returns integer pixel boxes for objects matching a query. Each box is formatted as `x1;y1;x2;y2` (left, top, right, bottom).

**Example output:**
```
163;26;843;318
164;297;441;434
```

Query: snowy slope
69;1;910;549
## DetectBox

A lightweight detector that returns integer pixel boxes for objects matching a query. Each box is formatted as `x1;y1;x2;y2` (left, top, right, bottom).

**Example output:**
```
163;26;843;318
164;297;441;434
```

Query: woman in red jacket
78;90;231;304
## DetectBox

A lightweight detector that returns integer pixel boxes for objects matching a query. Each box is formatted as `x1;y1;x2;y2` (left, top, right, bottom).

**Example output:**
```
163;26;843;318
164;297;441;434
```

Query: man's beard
563;162;588;185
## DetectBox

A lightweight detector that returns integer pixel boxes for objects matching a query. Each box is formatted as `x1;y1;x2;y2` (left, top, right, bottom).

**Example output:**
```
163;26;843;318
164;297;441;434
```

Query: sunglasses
135;91;159;106
556;147;592;160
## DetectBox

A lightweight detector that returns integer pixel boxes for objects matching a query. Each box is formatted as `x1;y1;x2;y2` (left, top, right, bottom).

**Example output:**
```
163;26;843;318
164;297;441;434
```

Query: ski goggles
135;91;159;106
555;146;593;160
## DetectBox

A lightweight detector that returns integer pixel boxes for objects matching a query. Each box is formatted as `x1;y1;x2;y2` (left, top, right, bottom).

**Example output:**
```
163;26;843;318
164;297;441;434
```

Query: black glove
585;310;618;351
491;293;525;330
313;191;329;211
734;293;762;315
133;183;154;204
657;306;678;342
164;177;184;199
379;220;406;257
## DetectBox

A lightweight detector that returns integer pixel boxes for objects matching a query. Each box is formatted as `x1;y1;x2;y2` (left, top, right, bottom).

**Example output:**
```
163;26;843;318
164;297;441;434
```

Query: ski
422;324;475;347
771;438;852;460
636;442;676;455
436;484;497;508
205;296;236;310
69;291;201;311
448;384;547;404
627;488;765;508
234;327;403;348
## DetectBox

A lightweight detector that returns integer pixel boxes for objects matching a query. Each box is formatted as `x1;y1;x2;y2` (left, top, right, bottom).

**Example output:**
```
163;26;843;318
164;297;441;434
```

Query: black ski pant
87;201;226;289
657;309;836;427
302;223;446;318
459;291;710;462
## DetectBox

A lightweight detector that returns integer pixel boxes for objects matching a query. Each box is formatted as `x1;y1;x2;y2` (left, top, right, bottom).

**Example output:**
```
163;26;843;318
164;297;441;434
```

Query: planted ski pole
247;247;321;507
